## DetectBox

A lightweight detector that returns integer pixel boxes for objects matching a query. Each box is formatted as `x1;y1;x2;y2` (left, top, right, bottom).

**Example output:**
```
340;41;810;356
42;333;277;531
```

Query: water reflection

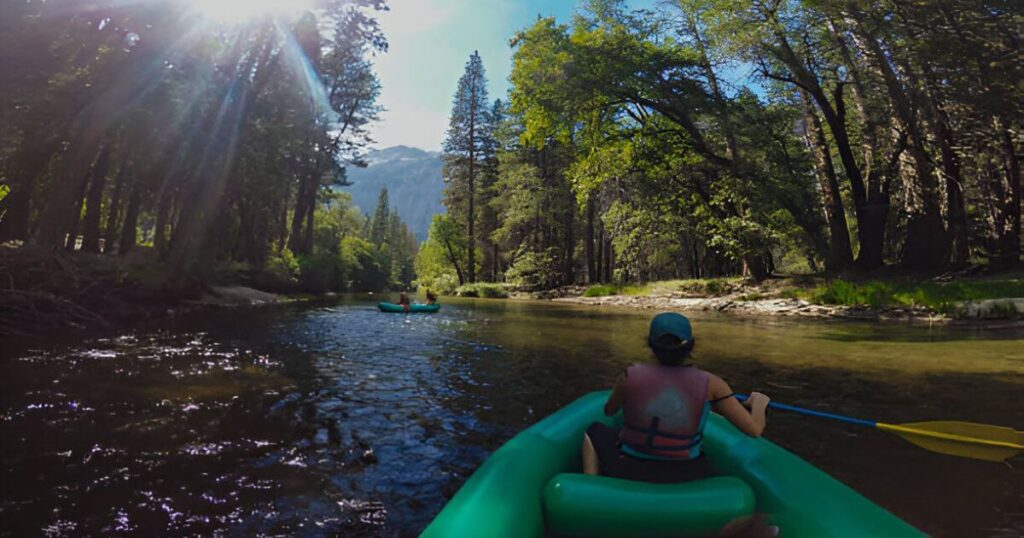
1;298;1022;536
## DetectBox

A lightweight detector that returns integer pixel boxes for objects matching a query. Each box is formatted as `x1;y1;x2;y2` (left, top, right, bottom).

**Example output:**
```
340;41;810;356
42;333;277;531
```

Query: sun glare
186;0;314;24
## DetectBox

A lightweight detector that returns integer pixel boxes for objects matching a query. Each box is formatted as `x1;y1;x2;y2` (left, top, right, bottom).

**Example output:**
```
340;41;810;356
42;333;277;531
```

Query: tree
442;51;493;283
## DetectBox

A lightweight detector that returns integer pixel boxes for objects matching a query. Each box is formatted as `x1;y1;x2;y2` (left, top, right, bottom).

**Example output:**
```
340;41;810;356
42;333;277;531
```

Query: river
1;297;1022;536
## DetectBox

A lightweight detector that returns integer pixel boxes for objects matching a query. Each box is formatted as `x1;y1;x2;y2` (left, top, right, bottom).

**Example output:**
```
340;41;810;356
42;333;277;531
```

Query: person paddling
582;312;770;483
582;313;776;536
398;291;411;312
425;290;438;305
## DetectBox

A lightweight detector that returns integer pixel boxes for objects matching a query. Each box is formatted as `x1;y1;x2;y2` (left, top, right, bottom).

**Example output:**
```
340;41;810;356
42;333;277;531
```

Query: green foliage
414;214;470;292
297;253;342;293
616;278;742;297
454;283;510;298
504;248;562;290
806;279;1024;311
266;249;300;286
0;0;390;284
442;51;498;284
584;284;618;297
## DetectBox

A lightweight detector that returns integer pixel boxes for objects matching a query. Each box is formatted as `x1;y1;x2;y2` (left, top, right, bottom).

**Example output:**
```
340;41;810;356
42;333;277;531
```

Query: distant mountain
338;146;444;241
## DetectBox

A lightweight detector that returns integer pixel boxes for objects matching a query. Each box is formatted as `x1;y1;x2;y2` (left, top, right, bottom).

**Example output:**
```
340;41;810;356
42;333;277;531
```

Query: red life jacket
618;364;710;460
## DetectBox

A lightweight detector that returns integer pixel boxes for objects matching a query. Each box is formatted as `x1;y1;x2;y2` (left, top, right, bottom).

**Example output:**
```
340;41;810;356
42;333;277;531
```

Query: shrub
454;283;509;298
266;249;300;285
298;252;342;293
584;284;618;297
417;274;460;295
807;279;1024;311
505;249;562;290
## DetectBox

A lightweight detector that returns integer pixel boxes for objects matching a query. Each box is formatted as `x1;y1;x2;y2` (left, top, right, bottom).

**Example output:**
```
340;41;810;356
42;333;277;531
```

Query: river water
2;297;1022;536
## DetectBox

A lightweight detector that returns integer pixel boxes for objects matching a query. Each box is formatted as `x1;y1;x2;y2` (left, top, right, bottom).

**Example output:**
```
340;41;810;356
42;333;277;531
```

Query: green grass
626;277;743;296
583;284;619;297
583;277;745;297
799;278;1024;312
454;282;510;298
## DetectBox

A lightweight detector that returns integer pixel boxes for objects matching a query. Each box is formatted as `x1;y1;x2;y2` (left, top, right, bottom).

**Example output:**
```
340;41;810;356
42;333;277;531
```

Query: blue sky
368;0;655;151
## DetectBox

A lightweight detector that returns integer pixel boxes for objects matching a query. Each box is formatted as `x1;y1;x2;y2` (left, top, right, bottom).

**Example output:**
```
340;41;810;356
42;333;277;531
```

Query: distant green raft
422;391;923;538
377;302;440;313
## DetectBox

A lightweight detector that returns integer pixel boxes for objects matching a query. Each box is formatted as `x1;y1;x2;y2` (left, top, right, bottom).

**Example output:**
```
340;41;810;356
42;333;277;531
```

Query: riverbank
0;244;301;338
530;275;1024;326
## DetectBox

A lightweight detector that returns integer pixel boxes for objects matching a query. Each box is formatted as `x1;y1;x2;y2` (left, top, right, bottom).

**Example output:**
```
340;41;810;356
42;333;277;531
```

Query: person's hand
743;392;770;411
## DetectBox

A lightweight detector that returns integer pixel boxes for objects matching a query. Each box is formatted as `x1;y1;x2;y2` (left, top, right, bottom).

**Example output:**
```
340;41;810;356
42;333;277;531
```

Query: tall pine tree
442;51;492;283
369;188;390;245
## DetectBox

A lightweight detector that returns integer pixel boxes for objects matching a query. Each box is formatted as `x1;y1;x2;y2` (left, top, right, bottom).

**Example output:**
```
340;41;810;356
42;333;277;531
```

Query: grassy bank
583;277;745;298
452;282;510;298
580;274;1024;318
789;278;1024;315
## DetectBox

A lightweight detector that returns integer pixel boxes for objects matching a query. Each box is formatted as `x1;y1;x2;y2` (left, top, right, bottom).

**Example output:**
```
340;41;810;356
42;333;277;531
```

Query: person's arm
707;374;769;438
604;373;625;416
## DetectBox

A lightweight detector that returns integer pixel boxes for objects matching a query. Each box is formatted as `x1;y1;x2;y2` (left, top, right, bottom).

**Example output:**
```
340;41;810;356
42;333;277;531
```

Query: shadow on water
1;297;1022;536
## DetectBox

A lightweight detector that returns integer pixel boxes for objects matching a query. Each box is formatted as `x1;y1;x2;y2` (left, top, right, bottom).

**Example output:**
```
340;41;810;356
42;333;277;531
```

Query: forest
417;0;1021;292
1;0;1020;316
0;0;419;310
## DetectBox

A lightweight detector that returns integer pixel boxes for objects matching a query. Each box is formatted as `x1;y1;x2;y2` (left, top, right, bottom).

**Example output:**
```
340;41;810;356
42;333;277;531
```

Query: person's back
582;312;770;483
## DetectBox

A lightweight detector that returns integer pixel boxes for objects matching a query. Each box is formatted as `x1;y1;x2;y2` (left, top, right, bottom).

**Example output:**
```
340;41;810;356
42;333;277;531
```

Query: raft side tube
420;433;570;538
377;302;441;313
543;474;756;538
422;391;923;538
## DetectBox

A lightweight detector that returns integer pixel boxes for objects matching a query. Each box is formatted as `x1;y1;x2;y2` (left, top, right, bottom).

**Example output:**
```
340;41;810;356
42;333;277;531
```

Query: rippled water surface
2;297;1023;536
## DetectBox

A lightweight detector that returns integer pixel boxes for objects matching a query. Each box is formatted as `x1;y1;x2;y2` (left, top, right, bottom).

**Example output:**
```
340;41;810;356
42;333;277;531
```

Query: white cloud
372;100;449;150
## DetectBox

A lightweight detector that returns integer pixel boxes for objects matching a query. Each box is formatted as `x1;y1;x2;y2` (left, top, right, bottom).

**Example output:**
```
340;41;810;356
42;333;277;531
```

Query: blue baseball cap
648;312;693;347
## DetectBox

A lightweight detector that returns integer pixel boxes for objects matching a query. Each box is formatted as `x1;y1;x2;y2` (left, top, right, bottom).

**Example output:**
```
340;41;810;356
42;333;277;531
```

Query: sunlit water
2;297;1022;536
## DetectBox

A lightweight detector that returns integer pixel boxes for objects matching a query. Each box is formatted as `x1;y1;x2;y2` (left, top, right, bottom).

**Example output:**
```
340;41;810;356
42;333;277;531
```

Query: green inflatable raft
422;391;923;538
377;302;440;313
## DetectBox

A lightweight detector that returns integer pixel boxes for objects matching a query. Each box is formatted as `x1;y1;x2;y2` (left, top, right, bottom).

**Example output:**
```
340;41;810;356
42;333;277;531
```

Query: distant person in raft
425;290;438;305
398;291;411;312
582;312;771;484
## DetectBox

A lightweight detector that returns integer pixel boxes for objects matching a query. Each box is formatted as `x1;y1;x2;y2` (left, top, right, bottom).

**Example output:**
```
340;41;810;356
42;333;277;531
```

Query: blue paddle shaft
734;394;877;428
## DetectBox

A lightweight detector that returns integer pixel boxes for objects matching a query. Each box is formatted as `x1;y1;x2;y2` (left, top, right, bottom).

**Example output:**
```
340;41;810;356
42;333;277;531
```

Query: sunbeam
185;0;314;25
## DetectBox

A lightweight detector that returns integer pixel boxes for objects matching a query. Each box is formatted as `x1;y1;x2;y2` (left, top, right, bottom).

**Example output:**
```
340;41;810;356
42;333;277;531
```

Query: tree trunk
492;241;499;282
303;181;315;254
0;145;50;241
444;237;465;286
64;180;89;251
585;199;596;283
935;107;969;266
80;145;113;253
993;118;1021;268
153;190;172;257
799;91;854;272
768;30;884;269
468;150;476;284
103;165;127;253
118;181;142;255
563;203;575;285
847;18;946;269
33;143;100;250
603;235;613;282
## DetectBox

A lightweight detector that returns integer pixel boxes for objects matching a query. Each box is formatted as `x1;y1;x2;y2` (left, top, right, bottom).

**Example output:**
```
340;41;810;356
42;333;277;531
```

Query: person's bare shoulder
703;371;731;400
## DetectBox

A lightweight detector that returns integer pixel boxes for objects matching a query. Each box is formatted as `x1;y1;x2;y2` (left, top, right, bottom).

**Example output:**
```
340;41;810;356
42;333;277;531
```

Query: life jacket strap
625;417;704;452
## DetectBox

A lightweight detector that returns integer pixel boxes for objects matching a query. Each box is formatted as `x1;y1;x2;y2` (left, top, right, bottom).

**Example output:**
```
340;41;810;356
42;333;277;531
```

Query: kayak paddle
734;394;1024;462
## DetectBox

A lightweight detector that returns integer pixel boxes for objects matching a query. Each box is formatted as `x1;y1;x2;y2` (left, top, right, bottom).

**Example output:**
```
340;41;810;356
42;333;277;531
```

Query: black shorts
586;422;715;484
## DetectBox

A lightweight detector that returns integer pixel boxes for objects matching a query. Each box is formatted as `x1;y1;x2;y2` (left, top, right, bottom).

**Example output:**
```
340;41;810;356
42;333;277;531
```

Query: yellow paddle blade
876;421;1024;462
